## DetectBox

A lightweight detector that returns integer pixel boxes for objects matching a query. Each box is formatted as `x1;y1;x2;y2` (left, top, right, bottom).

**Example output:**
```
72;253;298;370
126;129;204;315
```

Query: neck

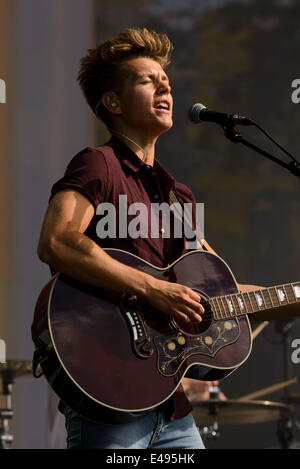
209;281;300;321
108;126;157;166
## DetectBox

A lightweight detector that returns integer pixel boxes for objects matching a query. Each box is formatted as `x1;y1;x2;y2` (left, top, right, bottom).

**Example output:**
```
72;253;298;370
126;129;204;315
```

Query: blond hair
77;28;173;124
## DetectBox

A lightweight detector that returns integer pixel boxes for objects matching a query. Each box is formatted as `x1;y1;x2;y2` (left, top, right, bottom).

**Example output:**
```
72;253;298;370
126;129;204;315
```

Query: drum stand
0;360;35;449
277;417;294;449
199;421;220;442
275;319;297;449
0;371;14;449
198;386;221;442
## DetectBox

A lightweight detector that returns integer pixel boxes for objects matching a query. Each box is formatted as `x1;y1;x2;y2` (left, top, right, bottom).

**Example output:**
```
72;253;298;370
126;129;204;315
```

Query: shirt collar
109;136;176;193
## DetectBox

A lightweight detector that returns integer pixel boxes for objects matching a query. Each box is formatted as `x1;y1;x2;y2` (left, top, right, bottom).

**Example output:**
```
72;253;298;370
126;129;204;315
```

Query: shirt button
145;165;152;170
154;194;159;201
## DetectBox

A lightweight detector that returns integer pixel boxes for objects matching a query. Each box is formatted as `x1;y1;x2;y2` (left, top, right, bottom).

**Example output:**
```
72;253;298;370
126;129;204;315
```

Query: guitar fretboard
209;282;300;320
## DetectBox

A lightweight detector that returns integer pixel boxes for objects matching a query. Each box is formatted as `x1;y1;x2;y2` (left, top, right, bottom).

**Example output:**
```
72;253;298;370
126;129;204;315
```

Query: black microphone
189;103;253;126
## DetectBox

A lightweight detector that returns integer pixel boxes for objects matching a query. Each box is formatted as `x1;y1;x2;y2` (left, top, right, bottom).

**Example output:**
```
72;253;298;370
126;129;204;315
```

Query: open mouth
153;101;170;112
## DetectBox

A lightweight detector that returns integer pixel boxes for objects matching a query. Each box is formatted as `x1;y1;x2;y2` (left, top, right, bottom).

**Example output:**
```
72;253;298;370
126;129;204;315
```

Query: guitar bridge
119;295;154;359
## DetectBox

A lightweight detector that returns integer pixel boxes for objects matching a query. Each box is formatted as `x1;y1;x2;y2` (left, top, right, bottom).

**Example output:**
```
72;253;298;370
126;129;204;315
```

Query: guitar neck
209;282;300;320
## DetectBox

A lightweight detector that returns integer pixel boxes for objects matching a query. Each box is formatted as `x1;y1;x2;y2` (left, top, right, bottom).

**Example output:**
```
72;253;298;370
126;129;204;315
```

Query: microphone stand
222;124;300;180
273;320;295;449
222;120;299;447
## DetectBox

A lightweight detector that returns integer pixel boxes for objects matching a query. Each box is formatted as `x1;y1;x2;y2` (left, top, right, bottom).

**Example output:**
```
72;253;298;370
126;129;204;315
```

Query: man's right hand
143;278;205;324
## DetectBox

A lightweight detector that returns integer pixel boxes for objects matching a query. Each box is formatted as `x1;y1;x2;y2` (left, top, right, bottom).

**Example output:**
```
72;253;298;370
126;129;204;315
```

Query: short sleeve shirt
50;136;202;420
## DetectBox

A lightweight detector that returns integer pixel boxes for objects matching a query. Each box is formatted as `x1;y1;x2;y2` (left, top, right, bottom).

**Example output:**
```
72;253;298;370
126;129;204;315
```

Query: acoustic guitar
32;249;300;423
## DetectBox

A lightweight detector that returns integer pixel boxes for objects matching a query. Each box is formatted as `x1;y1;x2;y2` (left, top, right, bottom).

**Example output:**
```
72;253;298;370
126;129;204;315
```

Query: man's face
116;57;173;138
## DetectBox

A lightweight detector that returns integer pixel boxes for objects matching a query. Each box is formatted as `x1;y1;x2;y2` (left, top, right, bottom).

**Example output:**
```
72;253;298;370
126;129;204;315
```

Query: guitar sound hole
173;301;212;335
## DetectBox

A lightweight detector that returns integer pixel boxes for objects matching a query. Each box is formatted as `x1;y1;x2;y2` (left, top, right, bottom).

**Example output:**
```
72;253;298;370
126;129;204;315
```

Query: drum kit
0;359;299;449
0;360;33;449
190;320;300;448
190;381;298;448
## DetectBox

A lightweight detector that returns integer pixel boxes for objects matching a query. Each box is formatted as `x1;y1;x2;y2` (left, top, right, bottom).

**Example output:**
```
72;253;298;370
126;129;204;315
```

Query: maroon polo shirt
50;136;200;420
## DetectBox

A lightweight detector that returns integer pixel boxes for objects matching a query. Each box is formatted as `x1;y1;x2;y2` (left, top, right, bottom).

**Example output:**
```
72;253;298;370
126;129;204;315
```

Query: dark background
95;0;300;448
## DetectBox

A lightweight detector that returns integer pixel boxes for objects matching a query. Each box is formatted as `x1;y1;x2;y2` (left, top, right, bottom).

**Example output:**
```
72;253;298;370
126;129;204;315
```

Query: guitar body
32;249;252;423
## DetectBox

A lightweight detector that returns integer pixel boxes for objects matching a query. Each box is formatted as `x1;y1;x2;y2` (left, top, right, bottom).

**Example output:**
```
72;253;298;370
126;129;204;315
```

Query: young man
37;28;256;449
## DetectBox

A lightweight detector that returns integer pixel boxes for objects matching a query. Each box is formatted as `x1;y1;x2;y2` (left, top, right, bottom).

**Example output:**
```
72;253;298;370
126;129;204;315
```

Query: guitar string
140;286;299;328
174;288;297;327
142;283;297;327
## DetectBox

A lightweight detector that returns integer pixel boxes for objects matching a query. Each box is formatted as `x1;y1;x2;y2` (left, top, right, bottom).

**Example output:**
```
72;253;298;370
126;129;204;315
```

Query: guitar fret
276;285;288;305
210;282;299;322
239;292;250;314
275;287;282;305
216;298;222;320
213;297;219;319
210;298;216;319
270;287;281;307
216;297;223;319
254;291;264;310
278;283;293;304
216;298;222;319
245;290;267;314
239;293;245;315
212;298;220;320
231;294;242;316
223;295;234;318
262;289;273;309
292;282;300;301
228;295;236;317
220;296;227;319
246;292;255;312
238;294;246;315
282;285;290;304
290;283;297;302
260;289;268;309
288;283;297;303
286;283;294;302
267;288;274;307
225;296;232;318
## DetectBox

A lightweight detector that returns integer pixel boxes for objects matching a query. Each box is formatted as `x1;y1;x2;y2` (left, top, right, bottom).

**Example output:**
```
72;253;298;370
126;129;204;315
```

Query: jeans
65;407;205;449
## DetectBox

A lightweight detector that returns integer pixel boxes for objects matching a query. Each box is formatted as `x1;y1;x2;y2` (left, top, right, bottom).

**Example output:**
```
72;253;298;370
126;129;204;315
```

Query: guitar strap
169;190;206;250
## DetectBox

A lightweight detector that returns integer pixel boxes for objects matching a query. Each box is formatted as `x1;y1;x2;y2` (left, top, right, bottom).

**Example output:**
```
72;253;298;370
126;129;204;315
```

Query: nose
157;76;171;95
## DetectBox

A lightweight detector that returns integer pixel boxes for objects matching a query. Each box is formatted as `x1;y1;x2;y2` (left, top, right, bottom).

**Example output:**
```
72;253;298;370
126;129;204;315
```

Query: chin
156;119;173;136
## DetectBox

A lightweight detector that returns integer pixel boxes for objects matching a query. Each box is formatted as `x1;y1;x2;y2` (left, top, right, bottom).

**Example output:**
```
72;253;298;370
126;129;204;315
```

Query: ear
101;92;122;115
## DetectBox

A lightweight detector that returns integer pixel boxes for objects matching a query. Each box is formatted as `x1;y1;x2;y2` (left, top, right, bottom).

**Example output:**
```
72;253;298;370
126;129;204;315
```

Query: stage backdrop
0;0;299;448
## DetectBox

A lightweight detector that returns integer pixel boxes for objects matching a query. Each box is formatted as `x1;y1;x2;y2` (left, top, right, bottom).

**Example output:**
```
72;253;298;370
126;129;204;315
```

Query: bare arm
238;283;264;292
38;190;204;323
182;378;227;401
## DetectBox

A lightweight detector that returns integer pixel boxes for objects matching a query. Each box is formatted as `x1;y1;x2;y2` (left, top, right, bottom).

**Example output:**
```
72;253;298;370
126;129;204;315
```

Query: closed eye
137;73;170;88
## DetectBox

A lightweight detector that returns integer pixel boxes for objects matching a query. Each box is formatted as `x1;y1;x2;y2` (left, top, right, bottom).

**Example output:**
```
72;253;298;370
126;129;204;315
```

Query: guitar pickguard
153;319;240;377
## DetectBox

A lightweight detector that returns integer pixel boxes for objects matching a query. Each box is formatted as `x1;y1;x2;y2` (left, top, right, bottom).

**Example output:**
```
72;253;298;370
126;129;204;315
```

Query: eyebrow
136;71;169;82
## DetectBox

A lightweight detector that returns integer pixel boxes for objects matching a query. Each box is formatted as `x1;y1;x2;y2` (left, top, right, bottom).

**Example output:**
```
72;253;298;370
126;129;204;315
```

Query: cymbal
192;399;294;426
0;360;33;381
